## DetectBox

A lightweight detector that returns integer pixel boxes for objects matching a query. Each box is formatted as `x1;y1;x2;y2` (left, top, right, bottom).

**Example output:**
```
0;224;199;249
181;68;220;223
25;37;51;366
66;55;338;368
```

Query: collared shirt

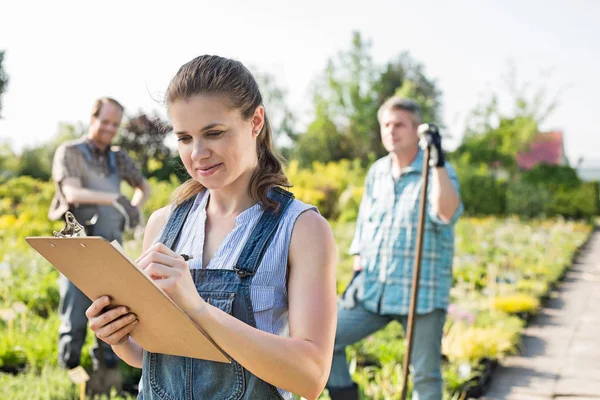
52;138;144;184
49;138;145;220
349;150;463;315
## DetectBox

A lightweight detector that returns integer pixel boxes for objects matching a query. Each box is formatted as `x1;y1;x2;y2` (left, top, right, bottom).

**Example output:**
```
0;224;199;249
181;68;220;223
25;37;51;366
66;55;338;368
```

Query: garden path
484;229;600;399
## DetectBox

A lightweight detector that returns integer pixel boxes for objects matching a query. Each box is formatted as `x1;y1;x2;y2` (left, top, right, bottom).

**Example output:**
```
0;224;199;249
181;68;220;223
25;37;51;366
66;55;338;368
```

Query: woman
85;55;337;399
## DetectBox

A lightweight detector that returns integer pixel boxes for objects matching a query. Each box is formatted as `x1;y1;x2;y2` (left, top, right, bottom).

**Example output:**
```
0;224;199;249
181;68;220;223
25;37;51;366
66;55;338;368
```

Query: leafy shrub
505;181;551;218
544;182;598;219
457;172;506;215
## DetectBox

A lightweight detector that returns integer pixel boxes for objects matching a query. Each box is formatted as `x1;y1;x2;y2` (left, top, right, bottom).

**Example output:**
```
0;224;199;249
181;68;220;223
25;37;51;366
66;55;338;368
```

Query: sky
1;0;599;166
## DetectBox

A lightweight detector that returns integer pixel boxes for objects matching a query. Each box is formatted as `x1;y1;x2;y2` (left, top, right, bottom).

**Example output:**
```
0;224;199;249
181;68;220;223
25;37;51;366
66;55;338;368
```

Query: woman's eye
177;136;192;143
206;131;223;138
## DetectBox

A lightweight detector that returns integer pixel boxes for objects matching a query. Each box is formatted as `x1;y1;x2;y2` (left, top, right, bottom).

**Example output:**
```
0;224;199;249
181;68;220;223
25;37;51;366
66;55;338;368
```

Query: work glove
112;195;141;230
418;123;445;168
339;270;365;310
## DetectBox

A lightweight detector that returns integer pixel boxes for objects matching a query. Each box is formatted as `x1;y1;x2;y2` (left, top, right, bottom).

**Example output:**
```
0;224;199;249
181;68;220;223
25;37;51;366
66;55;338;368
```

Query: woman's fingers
95;312;138;339
137;247;187;273
96;315;139;345
104;319;139;345
144;262;182;279
85;296;111;319
136;242;179;264
89;305;130;332
139;251;183;270
85;297;139;346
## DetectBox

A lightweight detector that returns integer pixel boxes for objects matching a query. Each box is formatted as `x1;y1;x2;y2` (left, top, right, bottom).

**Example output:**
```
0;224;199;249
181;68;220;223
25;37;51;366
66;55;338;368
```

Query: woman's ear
251;106;265;138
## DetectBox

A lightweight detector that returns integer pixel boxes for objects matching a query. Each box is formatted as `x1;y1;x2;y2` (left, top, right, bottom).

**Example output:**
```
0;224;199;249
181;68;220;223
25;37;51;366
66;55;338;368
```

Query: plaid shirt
52;138;145;185
48;138;145;221
349;150;463;315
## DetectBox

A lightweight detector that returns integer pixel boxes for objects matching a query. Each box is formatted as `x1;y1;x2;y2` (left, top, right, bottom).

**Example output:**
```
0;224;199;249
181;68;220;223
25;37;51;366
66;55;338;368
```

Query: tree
291;100;352;168
252;69;297;147
15;122;84;180
313;31;379;161
0;51;9;118
0;142;18;179
453;62;560;175
18;146;53;180
294;31;443;165
118;112;174;178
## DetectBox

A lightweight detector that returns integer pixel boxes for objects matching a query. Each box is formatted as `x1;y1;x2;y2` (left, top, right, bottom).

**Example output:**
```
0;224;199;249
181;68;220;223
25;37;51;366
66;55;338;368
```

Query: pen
181;254;194;261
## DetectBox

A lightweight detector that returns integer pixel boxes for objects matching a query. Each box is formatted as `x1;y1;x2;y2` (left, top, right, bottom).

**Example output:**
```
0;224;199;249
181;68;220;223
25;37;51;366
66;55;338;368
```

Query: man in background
49;97;151;376
327;97;463;400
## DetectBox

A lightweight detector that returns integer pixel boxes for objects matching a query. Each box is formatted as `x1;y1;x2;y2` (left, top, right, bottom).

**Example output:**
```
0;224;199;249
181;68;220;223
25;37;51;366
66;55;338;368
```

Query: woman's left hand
136;242;205;315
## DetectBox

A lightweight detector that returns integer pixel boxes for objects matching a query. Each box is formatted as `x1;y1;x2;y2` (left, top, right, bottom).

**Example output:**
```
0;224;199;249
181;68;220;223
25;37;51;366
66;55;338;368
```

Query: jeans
327;302;446;400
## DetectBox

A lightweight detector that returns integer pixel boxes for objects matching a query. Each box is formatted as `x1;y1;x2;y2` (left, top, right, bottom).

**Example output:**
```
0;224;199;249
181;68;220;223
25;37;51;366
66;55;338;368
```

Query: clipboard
25;214;230;363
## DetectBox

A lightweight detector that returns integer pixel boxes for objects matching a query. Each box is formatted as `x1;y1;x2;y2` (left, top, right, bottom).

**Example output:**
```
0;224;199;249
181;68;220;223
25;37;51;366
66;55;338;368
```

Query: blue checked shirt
349;150;463;315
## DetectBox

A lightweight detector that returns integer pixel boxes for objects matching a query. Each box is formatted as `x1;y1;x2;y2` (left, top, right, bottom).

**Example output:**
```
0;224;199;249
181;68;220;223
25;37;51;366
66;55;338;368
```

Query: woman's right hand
86;296;138;346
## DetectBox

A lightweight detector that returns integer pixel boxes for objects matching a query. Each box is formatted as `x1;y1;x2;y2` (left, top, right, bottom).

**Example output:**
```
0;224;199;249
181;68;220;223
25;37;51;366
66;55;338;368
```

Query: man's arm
421;124;462;224
116;150;151;209
62;178;120;205
349;168;374;271
429;166;461;224
52;144;117;206
130;179;151;209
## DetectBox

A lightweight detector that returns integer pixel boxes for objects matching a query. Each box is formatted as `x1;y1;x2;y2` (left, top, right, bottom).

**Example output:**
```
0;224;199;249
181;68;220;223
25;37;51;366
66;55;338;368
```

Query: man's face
380;108;419;154
89;102;123;149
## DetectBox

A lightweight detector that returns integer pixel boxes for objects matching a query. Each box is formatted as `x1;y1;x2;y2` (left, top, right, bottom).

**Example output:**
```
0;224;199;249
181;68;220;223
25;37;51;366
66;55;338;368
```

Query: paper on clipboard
25;235;230;363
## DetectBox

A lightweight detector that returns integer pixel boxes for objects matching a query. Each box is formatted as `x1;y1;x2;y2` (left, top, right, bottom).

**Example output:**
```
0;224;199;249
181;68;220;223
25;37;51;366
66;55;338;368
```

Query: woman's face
169;94;263;190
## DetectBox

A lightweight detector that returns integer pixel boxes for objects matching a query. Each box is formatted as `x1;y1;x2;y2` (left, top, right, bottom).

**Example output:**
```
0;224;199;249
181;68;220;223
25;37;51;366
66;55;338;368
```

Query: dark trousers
57;274;119;369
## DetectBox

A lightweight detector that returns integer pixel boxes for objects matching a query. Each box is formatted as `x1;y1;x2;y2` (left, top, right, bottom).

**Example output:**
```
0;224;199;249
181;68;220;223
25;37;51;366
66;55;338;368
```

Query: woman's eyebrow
175;123;226;136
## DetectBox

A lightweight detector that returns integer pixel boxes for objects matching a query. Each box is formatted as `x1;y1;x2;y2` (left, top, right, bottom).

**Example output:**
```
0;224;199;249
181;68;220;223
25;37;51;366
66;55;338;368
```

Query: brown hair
166;55;290;211
91;97;124;118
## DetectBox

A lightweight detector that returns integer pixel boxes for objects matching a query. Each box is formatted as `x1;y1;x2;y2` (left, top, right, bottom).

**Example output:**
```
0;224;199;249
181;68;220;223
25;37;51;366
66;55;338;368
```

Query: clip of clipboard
26;212;230;363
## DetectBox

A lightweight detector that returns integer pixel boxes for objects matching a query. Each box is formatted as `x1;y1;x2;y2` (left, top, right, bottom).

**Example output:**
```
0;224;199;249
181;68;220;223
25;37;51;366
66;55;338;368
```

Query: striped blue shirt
153;190;316;399
350;150;463;315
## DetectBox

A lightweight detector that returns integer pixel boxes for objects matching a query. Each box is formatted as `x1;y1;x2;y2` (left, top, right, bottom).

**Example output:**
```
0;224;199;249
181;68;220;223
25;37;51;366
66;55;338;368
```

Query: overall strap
234;187;294;278
107;150;117;175
158;195;197;250
76;142;117;175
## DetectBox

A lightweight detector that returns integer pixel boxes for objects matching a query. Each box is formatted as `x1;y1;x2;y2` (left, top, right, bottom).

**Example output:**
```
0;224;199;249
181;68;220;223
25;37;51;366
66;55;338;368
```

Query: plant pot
460;358;497;399
0;362;27;375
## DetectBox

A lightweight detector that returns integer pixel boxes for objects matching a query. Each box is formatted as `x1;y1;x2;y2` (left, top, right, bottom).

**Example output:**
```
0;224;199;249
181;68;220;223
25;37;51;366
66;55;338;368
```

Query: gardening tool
400;123;439;400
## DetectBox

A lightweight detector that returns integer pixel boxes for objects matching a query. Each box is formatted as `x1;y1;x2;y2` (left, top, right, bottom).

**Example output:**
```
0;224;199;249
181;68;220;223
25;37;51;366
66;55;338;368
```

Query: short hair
377;96;422;126
91;97;124;118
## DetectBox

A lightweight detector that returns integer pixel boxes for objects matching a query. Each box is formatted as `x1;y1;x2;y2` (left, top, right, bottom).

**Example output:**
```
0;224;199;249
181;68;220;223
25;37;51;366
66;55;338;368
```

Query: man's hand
112;195;141;230
339;269;364;310
418;123;445;168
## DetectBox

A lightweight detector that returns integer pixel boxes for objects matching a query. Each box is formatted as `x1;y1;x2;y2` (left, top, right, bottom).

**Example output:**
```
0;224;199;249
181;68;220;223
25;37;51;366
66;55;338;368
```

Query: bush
505;181;551;218
457;172;506;215
522;164;580;188
518;164;598;219
544;182;598;219
285;159;366;220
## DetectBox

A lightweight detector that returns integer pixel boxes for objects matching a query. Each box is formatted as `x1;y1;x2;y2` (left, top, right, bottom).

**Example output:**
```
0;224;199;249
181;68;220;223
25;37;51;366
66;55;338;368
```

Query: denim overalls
139;187;294;400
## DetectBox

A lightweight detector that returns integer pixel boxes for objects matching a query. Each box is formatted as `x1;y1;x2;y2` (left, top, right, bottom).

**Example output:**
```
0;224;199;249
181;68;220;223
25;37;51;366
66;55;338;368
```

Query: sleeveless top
140;187;317;400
